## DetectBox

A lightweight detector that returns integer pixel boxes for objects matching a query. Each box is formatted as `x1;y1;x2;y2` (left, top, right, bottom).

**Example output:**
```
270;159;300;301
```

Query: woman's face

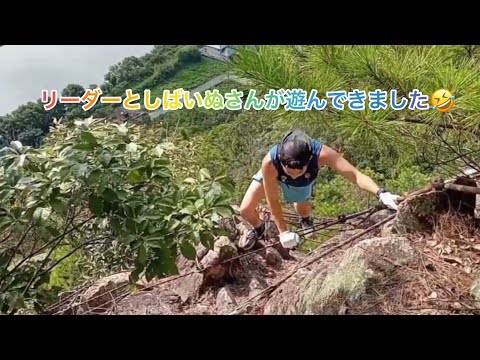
282;164;307;179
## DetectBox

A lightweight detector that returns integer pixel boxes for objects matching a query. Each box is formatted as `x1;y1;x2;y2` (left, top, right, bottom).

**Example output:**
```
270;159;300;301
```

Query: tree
231;45;480;179
61;83;86;120
0;101;62;148
0;117;234;314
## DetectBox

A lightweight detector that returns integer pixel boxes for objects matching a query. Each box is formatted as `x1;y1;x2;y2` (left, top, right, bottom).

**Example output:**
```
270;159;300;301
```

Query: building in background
199;45;235;61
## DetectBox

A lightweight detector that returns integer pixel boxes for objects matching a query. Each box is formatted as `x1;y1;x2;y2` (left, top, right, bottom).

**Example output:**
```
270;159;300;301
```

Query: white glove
379;192;400;211
279;231;300;249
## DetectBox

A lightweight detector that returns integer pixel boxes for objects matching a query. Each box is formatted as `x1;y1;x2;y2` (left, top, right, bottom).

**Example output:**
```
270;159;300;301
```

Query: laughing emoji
431;89;455;112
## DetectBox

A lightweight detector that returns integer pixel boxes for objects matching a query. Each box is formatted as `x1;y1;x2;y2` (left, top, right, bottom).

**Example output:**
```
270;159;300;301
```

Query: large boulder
74;272;134;314
394;192;444;234
264;236;418;315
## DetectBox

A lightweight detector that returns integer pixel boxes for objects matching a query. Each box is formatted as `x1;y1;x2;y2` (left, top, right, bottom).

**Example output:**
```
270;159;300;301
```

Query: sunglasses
281;162;308;170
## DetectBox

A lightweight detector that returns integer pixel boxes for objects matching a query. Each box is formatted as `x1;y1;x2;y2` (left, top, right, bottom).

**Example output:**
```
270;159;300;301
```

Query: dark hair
278;130;312;169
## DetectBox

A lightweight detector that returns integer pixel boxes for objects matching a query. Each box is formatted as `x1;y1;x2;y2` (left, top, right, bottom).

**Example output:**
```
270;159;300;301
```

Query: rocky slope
51;180;480;315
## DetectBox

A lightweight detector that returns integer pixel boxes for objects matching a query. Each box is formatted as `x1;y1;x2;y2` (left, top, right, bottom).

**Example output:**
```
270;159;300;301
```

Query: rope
54;237;284;315
51;207;388;315
229;213;396;315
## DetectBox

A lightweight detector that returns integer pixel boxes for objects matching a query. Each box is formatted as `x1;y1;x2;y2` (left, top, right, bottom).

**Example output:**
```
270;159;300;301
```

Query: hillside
2;45;480;315
46;173;480;315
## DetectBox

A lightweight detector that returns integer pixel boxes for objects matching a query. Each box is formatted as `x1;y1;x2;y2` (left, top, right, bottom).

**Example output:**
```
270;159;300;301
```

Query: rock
264;221;279;240
394;192;444;235
216;286;237;312
274;243;292;260
172;272;204;303
214;236;238;260
249;276;268;298
200;250;220;268
195;243;209;261
380;220;396;237
113;289;182;315
205;265;226;280
220;217;240;241
194;304;210;314
470;276;480;304
177;254;197;273
75;272;132;314
264;236;418;315
366;209;394;226
265;247;283;267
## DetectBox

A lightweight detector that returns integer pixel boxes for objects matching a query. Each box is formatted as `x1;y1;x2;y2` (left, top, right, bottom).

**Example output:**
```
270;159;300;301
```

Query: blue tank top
269;139;323;187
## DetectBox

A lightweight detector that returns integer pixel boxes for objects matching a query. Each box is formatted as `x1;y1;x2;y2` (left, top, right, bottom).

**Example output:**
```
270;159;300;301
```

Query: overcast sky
0;45;154;116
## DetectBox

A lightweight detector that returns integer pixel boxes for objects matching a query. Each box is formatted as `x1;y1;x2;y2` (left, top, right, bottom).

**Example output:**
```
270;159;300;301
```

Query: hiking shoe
300;217;315;239
239;223;265;250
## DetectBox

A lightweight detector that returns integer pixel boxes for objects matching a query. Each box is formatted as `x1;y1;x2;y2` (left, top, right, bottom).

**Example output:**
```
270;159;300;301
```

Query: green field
149;58;230;99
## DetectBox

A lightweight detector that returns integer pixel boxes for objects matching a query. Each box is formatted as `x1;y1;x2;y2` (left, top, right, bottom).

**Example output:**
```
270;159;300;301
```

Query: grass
149;58;230;99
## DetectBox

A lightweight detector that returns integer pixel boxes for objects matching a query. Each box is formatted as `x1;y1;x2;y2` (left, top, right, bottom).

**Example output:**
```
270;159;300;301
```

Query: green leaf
181;241;197;260
103;188;118;202
125;218;137;233
119;234;136;244
72;143;95;151
146;165;153;179
50;198;68;215
129;267;142;283
220;181;235;194
0;248;12;268
88;194;104;217
110;218;122;234
168;219;181;232
123;204;134;217
196;187;205;198
195;199;205;209
213;195;232;206
49;187;60;201
154;158;170;167
137;220;148;234
183;178;196;184
137;244;147;266
179;205;196;215
46;226;61;237
81;131;98;146
116;190;128;201
212;227;230;237
23;207;36;222
214;206;234;218
33;207;51;222
4;158;15;169
154;145;164;157
145;261;159;282
173;191;181;204
87;169;102;185
199;168;211;181
0;189;15;201
11;207;22;219
205;191;215;207
98;153;112;167
200;231;215;249
127;168;144;184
